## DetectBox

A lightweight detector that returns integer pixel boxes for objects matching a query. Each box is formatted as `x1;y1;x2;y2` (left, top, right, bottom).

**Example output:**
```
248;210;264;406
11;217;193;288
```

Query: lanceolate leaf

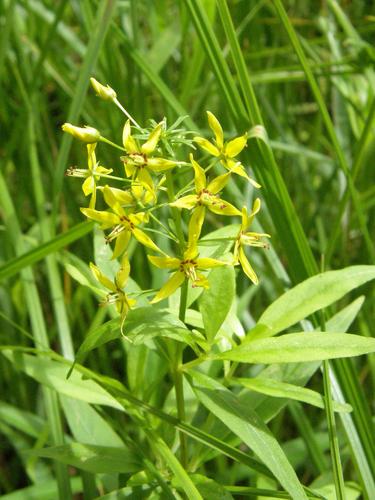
247;266;375;340
26;443;141;474
216;333;375;364
233;377;352;413
199;266;235;342
188;370;307;500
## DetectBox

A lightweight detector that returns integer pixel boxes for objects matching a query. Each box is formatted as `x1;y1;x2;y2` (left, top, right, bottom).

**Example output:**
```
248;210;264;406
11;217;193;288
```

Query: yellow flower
62;123;101;143
66;143;112;208
90;77;117;101
171;154;241;244
233;198;270;284
194;111;260;188
90;253;136;329
148;244;227;303
121;120;178;198
81;186;161;259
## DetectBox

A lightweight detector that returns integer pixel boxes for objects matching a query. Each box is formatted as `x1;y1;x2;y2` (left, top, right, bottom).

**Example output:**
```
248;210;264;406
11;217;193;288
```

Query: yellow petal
147;157;176;172
80;208;119;228
87;143;97;170
104;187;134;206
225;160;261;188
244;198;262;229
82;176;94;196
147;255;181;269
151;271;185;303
170;194;197;209
224;134;247;157
208;198;241;216
112;230;131;260
137;168;154;192
95;166;113;175
241;206;248;230
207;111;224;149
239;246;258;284
194;137;220;157
207;172;230;194
148;255;180;269
132;227;162;252
62;123;100;143
196;257;226;269
187;205;205;251
141;122;163;155
116;254;130;288
90;263;116;291
131;183;155;205
128;211;147;225
123;161;136;178
103;186;126;217
190;154;206;192
122;120;139;153
193;272;209;289
89;190;96;209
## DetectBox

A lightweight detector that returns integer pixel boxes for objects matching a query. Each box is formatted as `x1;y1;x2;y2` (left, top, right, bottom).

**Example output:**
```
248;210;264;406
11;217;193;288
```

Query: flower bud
90;77;117;101
62;123;100;143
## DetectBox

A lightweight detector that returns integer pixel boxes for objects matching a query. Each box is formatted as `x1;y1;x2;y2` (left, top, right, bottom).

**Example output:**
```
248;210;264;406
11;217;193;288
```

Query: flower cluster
63;78;270;326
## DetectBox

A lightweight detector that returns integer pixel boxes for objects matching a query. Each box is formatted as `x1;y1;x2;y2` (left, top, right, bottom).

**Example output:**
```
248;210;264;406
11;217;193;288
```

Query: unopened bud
90;77;117;101
62;123;100;143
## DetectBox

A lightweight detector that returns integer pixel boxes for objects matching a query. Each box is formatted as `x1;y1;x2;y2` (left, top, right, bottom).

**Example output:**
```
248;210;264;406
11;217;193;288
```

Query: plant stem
164;168;188;466
99;136;126;151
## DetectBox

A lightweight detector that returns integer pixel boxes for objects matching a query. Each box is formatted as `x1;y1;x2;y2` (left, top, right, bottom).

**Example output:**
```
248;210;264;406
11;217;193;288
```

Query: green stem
99;136;126;151
174;261;189;469
165;171;185;251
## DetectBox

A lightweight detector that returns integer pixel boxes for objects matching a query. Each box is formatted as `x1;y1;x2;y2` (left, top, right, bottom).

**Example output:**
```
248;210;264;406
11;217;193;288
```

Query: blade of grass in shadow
0;221;94;282
113;25;197;130
185;0;317;283
272;0;374;263
51;0;117;222
326;97;375;264
0;172;73;500
184;0;375;494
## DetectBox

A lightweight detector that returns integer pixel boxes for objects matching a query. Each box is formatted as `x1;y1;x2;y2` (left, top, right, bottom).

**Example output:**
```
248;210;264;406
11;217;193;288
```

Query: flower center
119;215;135;230
197;188;214;206
129;152;147;169
179;259;198;280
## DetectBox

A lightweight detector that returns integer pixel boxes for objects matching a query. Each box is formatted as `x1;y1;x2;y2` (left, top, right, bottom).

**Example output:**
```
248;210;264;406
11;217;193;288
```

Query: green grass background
0;0;374;498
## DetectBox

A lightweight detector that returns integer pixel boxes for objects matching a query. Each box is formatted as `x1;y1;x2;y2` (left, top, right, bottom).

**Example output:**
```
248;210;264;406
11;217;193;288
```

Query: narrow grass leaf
2;351;123;410
147;433;203;500
0;222;94;282
216;333;375;364
248;266;375;340
188;370;307;500
234;377;351;413
27;442;141;474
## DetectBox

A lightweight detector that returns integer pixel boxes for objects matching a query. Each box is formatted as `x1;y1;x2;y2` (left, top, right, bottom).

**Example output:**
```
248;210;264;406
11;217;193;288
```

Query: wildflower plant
63;75;269;471
60;77;375;499
63;77;268;330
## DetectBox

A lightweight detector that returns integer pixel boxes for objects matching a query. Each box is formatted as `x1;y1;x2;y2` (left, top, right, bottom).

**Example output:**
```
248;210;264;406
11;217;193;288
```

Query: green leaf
60;396;124;447
233;377;352;413
188;370;307;500
0;222;94;282
216;332;375;364
247;266;375;340
76;307;198;359
2;351;123;410
199;266;235;342
0;477;83;500
27;442;141;474
148;434;203;500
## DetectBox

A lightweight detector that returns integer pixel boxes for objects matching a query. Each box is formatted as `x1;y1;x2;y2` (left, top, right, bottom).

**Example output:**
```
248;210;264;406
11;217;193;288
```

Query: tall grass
0;1;374;499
